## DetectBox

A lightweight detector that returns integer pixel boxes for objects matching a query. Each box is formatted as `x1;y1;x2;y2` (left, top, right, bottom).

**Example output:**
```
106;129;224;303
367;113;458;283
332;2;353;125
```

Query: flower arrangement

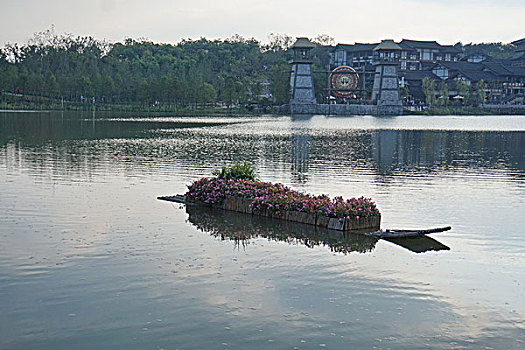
186;177;380;220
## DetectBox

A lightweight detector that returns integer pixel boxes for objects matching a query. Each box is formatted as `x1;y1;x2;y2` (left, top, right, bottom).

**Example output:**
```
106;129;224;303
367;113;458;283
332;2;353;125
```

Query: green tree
199;82;217;106
223;76;236;107
436;80;449;106
399;86;410;102
455;81;471;104
137;78;150;103
422;77;437;106
0;28;339;108
470;79;487;106
44;71;59;97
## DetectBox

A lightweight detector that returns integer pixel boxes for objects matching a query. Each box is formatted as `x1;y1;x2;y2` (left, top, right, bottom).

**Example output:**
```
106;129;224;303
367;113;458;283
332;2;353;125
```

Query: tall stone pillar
371;40;404;115
289;37;317;114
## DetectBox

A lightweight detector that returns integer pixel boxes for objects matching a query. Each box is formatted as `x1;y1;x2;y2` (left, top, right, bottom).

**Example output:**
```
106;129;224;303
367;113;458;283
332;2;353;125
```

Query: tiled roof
434;61;502;82
511;38;525;46
399;39;442;50
373;40;402;51
335;40;462;54
510;52;525;61
502;64;525;76
459;70;501;82
441;45;462;53
436;61;484;71
427;61;502;81
482;62;513;76
399;71;440;81
335;43;378;52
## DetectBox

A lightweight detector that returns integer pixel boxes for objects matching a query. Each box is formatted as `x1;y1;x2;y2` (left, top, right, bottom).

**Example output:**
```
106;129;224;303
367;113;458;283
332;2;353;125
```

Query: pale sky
1;0;524;47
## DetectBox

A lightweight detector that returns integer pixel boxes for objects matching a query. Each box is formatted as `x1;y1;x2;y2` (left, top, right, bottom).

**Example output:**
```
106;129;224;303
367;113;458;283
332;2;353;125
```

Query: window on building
455;75;471;85
445;53;451;61
432;67;448;79
467;55;484;63
422;49;432;60
401;61;407;70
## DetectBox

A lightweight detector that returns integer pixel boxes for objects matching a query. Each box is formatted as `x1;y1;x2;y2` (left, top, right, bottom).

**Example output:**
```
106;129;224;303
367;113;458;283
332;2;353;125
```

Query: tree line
0;28;332;109
1;28;516;109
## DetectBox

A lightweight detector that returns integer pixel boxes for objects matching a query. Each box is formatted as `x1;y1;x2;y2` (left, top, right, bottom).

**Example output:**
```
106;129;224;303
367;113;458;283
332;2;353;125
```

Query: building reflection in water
290;114;313;183
371;129;525;175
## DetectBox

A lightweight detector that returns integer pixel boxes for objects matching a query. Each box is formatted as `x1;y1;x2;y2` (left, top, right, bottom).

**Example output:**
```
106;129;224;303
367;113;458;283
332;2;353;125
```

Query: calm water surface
1;111;524;349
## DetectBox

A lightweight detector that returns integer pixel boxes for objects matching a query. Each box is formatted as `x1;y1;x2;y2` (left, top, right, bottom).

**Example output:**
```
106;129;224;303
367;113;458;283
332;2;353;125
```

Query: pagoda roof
373;40;402;51
290;37;316;49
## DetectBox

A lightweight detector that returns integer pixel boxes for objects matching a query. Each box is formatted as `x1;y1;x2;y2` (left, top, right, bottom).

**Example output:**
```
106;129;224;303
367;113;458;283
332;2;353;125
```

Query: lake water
1;111;524;349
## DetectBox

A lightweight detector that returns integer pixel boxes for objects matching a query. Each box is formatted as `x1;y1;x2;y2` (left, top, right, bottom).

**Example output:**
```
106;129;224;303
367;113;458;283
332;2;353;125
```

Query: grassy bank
0;100;276;115
3;96;524;116
404;105;525;115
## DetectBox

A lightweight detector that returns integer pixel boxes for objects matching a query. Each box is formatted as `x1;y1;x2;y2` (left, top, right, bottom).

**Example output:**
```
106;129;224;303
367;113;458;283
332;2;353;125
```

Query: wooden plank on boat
157;194;187;204
365;226;451;239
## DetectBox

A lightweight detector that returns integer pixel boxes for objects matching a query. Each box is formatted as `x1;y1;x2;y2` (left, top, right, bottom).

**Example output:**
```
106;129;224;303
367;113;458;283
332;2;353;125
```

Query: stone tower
371;40;403;115
289;37;317;114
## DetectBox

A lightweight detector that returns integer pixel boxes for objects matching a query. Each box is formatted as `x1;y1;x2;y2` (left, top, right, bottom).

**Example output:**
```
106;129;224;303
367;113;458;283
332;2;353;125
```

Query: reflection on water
372;129;525;175
186;204;451;254
384;236;450;253
1;111;524;349
291;129;311;183
2;112;523;184
187;204;378;254
0;110;240;145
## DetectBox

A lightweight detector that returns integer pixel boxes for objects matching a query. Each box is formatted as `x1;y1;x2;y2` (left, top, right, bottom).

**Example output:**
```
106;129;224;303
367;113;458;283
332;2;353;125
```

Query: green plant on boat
212;161;258;181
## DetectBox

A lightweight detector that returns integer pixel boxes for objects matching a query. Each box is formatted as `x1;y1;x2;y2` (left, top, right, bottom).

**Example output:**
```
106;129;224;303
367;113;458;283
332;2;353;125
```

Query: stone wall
289;103;318;114
376;104;404;115
287;103;404;116
316;104;378;115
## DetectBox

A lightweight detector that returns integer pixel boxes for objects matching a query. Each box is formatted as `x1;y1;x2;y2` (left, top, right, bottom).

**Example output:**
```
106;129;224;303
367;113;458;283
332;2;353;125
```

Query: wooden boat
365;226;451;239
158;195;449;239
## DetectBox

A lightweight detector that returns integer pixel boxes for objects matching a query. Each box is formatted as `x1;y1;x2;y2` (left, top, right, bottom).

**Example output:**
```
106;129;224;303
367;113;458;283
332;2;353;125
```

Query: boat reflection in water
185;205;450;254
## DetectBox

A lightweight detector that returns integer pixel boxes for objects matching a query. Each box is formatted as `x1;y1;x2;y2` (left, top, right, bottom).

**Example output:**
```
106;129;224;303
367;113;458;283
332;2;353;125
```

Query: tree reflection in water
186;204;377;254
184;205;450;254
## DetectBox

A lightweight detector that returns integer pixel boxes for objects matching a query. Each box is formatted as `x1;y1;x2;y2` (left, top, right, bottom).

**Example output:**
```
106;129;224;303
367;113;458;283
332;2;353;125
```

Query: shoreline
1;102;525;116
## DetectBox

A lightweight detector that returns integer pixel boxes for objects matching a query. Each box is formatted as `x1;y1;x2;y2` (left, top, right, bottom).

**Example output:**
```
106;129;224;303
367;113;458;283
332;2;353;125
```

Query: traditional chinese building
329;37;525;104
330;39;462;72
